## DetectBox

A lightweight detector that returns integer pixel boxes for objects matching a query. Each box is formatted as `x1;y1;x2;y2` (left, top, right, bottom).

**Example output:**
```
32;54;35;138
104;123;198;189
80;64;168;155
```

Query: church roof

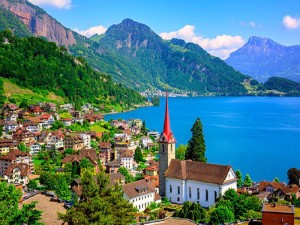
165;159;237;185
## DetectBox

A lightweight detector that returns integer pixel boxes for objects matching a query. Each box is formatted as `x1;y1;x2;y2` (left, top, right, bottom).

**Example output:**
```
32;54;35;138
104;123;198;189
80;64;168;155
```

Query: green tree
175;201;207;222
209;205;235;225
134;146;144;163
51;120;65;130
28;179;38;191
235;169;243;187
55;176;71;201
244;174;253;187
0;182;43;224
79;158;94;171
287;168;300;185
141;120;146;134
185;118;206;162
72;162;80;177
18;142;29;153
176;144;187;160
274;177;280;183
0;125;3;137
58;170;136;225
118;166;134;183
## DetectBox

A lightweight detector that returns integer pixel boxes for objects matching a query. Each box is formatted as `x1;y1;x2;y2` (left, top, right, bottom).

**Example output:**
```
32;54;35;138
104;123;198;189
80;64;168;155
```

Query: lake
105;97;300;182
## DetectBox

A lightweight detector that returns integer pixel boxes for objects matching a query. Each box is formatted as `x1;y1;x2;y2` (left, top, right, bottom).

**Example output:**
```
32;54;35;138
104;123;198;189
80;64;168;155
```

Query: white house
4;163;29;186
141;136;153;148
165;159;237;208
119;150;134;170
79;133;91;149
123;179;161;212
29;143;42;155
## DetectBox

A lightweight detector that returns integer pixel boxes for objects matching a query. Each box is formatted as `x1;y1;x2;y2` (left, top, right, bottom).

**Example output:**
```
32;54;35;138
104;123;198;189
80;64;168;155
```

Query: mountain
0;30;146;111
71;19;250;95
0;0;77;46
226;36;300;83
264;77;300;96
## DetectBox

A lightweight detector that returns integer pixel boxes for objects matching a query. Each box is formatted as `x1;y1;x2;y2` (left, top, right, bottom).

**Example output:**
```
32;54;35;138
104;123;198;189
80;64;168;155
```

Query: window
177;197;180;202
170;185;172;193
178;186;180;194
197;188;200;200
214;191;217;202
206;189;208;201
189;186;192;198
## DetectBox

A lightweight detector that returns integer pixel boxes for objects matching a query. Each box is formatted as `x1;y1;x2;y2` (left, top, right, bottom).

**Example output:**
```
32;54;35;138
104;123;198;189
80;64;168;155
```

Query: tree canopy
58;169;136;225
0;182;43;224
185;118;206;162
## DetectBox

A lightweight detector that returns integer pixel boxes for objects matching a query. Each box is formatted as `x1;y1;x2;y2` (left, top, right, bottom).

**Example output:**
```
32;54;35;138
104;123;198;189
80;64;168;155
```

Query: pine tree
244;174;252;187
235;170;243;187
185;118;206;162
134;146;144;163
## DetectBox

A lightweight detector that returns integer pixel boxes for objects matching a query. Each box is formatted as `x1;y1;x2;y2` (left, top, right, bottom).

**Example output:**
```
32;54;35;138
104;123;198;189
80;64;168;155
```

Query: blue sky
28;0;300;59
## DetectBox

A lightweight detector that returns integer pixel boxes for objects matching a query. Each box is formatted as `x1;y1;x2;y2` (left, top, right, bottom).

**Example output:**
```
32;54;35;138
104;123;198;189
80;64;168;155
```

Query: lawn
90;124;109;132
59;112;72;119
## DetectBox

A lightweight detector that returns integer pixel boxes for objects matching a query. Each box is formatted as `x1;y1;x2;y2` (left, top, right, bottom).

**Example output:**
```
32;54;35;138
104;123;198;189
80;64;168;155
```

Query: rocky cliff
0;0;76;46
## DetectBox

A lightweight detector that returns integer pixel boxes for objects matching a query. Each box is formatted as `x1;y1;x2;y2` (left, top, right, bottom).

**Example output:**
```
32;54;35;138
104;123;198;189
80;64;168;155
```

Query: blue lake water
105;97;300;183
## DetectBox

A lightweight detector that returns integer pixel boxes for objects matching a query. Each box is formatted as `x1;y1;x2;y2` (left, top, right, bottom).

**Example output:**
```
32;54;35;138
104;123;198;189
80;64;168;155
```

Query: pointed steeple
162;92;175;143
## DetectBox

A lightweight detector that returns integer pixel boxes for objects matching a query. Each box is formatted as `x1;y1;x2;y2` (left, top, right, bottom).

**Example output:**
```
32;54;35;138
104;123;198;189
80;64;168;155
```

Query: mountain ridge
226;36;300;83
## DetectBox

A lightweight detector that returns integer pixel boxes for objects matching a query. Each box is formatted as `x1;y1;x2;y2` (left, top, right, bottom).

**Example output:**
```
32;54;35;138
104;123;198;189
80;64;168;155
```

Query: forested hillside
0;30;146;111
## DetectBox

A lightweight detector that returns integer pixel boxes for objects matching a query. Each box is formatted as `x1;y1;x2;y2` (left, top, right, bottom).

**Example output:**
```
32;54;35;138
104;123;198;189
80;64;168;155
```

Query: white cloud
282;15;300;29
28;0;72;9
73;25;107;38
160;25;245;59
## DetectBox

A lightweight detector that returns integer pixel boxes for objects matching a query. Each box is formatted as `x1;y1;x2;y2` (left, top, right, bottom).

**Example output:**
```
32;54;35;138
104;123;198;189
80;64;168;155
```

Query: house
29;143;42;155
23;122;41;133
165;159;238;207
29;105;44;115
258;181;286;193
0;149;33;176
4;163;29;187
39;113;55;129
4;121;20;133
64;134;84;151
3;103;18;113
5;112;18;122
141;136;153;148
262;203;294;225
60;118;73;126
78;132;91;149
119;149;134;170
277;184;300;200
123;179;161;212
145;162;159;176
99;142;113;163
106;160;123;174
12;128;35;145
109;173;126;187
0;139;18;156
45;131;64;150
44;103;56;112
83;113;104;124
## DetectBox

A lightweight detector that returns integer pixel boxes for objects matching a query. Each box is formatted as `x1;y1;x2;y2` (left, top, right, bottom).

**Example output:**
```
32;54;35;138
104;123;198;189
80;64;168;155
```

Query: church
158;93;237;207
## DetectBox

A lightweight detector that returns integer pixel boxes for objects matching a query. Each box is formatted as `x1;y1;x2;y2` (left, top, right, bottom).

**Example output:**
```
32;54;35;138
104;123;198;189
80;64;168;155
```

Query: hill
0;30;146;112
71;19;250;95
264;77;300;96
225;36;300;83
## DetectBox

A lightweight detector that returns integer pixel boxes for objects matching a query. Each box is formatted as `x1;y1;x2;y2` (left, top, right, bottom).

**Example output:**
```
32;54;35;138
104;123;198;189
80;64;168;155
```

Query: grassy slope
3;79;64;104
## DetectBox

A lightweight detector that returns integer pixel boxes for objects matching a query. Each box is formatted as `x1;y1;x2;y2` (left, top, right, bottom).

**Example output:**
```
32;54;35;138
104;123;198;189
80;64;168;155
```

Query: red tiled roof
99;142;111;149
165;159;236;185
62;155;81;164
263;203;294;213
4;163;29;176
258;181;286;192
0;149;28;161
79;149;98;162
123;179;156;198
280;184;300;195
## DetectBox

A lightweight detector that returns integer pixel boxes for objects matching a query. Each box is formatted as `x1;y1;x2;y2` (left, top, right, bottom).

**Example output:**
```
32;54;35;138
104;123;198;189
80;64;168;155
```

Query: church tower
159;93;176;197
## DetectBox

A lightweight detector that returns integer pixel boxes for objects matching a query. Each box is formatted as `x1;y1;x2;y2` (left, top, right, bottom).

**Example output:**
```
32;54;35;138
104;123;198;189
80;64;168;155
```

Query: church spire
162;92;175;143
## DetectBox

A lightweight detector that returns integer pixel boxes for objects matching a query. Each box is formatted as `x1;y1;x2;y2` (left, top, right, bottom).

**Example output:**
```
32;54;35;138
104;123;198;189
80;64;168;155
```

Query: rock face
0;0;76;46
225;36;300;83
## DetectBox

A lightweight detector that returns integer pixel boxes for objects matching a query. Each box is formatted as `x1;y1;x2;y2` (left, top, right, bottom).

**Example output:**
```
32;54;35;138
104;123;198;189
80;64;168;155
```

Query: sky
28;0;300;59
